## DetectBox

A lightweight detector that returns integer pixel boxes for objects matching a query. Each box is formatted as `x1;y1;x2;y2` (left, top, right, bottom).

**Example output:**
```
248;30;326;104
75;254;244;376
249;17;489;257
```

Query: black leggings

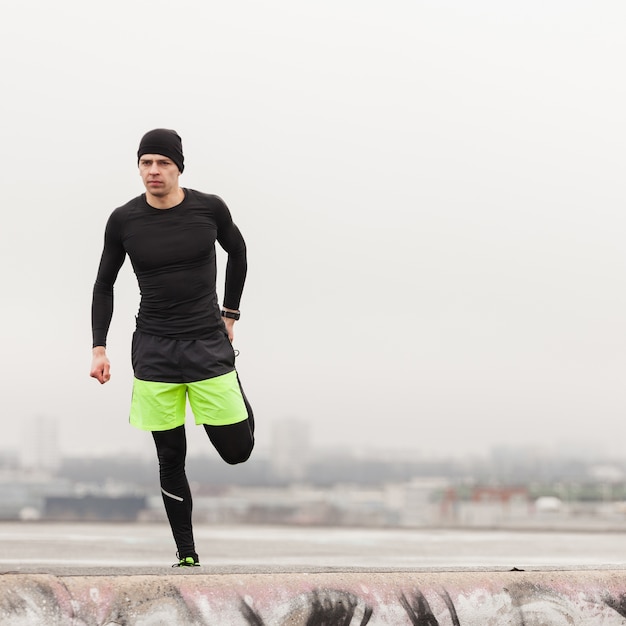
151;383;254;560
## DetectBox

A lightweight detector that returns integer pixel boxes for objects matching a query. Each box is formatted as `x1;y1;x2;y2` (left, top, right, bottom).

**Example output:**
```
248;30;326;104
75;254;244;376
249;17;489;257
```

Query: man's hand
90;346;111;384
223;317;236;342
222;307;239;342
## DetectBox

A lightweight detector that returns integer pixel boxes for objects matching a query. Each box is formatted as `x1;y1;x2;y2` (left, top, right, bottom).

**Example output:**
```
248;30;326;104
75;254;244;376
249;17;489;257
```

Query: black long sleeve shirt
92;189;247;347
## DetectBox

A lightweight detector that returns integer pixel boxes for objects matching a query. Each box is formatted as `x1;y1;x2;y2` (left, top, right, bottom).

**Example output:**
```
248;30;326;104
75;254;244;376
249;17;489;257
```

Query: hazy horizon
1;1;624;461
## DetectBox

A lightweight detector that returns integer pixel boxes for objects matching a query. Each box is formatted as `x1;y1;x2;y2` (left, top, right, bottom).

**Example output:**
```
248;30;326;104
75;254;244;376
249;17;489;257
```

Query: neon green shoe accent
173;556;200;567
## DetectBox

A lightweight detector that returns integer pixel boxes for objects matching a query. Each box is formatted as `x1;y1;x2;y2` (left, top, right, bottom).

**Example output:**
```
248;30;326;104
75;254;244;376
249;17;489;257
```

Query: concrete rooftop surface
2;522;626;624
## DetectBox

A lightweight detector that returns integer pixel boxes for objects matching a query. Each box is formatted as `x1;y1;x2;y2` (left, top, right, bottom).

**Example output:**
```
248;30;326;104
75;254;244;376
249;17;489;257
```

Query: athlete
90;128;254;567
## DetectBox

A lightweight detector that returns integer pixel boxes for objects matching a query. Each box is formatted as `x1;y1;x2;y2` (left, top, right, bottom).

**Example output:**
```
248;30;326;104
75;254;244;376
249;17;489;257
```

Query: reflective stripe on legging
161;487;184;502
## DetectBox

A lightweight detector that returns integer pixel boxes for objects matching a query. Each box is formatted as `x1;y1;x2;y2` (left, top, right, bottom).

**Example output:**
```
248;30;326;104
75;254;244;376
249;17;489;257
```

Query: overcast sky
1;1;624;461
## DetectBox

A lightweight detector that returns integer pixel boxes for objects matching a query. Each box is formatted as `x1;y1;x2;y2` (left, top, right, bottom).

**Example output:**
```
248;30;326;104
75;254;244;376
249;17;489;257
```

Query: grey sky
1;1;624;460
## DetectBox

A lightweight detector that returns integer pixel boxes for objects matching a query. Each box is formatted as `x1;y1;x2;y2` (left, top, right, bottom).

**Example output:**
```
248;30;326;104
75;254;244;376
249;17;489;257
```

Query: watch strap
221;310;241;320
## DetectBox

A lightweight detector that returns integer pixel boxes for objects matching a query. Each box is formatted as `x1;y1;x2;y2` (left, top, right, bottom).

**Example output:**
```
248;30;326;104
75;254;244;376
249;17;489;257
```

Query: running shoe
173;556;200;567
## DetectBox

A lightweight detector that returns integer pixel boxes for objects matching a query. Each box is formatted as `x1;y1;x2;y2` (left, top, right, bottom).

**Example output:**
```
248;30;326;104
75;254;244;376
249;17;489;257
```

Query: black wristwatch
221;310;241;320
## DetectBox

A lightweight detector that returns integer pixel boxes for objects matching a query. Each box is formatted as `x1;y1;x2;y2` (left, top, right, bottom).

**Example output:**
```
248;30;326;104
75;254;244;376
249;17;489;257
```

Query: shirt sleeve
91;210;127;347
215;197;247;311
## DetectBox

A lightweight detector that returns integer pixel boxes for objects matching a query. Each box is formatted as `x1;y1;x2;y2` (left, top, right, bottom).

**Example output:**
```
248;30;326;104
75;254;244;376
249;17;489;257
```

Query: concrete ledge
2;569;626;625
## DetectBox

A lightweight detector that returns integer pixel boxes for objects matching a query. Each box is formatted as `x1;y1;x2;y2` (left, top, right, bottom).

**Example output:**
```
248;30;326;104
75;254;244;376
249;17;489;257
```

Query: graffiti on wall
2;575;626;625
241;586;626;626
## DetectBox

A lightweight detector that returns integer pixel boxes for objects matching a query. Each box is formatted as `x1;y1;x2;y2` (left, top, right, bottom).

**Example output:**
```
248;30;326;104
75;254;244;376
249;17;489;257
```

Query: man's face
138;154;180;197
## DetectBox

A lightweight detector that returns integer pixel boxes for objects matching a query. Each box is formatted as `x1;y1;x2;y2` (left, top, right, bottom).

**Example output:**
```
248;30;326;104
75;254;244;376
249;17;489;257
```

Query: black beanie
137;128;185;173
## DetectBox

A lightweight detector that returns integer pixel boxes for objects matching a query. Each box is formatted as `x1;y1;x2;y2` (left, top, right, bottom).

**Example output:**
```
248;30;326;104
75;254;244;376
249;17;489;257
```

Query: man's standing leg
152;425;199;565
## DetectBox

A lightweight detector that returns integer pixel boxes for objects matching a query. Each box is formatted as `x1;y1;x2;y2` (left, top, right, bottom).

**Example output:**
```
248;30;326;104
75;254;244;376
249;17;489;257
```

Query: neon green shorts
129;370;248;431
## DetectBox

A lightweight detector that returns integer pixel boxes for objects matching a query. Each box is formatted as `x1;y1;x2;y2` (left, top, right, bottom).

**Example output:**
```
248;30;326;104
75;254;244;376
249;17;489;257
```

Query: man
90;129;254;567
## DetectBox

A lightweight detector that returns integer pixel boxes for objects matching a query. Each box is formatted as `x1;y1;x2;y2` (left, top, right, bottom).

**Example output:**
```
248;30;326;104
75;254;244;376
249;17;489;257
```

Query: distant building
21;415;60;472
402;478;450;527
270;417;311;481
44;494;147;522
0;449;19;470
